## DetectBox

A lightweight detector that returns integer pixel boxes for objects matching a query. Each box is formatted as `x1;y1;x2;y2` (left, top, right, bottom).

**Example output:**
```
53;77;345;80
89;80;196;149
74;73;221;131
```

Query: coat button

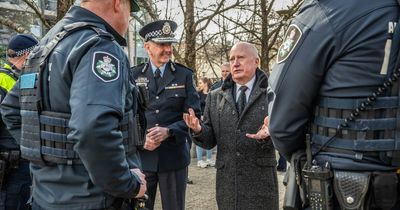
156;96;159;99
175;94;179;97
155;110;159;113
236;152;241;156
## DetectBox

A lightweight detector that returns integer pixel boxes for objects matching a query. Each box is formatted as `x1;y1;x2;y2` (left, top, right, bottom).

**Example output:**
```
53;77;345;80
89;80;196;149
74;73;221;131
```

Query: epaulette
171;62;193;72
130;63;148;73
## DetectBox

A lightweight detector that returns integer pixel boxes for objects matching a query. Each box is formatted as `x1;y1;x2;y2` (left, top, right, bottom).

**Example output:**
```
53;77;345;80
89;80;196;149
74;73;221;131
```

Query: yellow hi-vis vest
0;63;17;92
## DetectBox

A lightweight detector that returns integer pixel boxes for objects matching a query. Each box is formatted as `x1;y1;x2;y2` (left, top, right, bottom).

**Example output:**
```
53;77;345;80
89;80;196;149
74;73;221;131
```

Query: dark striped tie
237;85;248;114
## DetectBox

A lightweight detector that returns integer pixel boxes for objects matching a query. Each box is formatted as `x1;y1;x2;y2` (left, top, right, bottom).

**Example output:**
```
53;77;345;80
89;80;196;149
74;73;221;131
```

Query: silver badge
162;22;172;35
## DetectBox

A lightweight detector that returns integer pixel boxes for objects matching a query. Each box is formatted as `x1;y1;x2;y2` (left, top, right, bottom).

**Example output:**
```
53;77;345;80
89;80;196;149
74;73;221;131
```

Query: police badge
92;51;120;82
277;24;302;64
162;22;172;35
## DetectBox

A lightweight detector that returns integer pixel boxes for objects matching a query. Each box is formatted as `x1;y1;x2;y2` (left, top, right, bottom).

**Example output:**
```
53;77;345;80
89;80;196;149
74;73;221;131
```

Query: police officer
0;34;37;210
1;0;146;209
268;0;400;209
131;20;201;210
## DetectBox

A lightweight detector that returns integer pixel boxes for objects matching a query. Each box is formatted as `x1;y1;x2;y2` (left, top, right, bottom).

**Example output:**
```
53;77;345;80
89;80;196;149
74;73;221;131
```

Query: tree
0;0;74;35
134;0;303;76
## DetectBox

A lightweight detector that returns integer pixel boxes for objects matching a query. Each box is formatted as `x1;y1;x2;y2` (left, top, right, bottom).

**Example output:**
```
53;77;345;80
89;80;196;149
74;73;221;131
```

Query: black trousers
144;167;187;210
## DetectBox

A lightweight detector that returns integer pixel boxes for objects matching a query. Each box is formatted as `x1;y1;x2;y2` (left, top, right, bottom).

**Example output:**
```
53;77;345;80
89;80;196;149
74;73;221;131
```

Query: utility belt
303;161;399;210
103;196;148;210
283;152;400;210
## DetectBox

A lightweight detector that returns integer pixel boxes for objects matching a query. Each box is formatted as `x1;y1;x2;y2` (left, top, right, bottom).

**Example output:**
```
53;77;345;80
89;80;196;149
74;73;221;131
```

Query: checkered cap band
145;30;175;42
8;45;37;58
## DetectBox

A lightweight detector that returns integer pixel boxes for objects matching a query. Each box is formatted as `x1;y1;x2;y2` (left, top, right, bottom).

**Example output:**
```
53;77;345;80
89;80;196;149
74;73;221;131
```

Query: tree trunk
184;0;197;76
260;0;270;73
57;0;74;22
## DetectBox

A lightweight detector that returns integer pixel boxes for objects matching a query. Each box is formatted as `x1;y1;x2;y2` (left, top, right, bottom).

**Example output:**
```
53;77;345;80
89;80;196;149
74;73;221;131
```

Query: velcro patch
92;51;120;82
277;24;302;63
20;73;37;89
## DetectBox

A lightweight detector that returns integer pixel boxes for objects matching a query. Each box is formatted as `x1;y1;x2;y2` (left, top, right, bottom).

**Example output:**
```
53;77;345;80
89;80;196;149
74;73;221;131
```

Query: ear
113;0;122;13
255;57;260;66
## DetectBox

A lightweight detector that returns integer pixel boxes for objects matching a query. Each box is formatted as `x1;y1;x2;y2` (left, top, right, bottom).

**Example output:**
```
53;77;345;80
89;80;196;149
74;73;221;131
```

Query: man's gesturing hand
130;168;147;198
183;108;202;134
246;116;270;140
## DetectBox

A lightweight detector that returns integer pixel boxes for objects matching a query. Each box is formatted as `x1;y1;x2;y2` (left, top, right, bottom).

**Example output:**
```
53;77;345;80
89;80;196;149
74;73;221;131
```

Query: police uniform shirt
150;62;167;76
235;74;256;102
268;0;399;158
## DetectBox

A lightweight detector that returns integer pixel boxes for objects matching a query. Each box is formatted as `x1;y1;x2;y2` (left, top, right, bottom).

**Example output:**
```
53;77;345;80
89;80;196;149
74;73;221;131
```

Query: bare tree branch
0;16;32;34
22;0;51;29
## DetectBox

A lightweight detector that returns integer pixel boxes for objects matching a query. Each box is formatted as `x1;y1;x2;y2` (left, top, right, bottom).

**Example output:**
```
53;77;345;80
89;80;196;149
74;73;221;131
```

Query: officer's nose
162;44;172;52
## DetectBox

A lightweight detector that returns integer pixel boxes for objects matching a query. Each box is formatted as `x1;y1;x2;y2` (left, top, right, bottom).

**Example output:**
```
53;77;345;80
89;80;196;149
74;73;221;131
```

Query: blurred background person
195;77;215;168
210;63;230;91
0;34;37;210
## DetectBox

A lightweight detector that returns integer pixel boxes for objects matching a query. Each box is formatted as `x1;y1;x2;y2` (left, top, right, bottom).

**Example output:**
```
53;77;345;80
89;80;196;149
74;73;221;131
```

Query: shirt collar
150;61;167;77
235;74;256;94
67;6;127;46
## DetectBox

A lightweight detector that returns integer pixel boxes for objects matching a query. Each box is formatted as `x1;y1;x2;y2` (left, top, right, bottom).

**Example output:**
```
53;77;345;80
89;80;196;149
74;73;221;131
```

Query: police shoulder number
92;51;120;82
277;24;302;64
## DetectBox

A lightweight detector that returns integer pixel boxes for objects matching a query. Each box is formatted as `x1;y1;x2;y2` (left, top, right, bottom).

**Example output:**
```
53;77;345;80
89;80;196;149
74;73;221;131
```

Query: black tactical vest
19;22;138;166
311;20;400;167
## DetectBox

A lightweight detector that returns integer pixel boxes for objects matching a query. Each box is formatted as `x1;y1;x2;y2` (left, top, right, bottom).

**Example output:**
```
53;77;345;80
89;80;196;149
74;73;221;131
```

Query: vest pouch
333;171;370;210
371;172;398;210
121;111;137;155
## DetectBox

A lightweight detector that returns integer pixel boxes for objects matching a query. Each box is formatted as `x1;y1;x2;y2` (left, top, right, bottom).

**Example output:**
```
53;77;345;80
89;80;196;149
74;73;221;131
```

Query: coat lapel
220;88;236;113
240;88;266;117
144;63;157;94
157;64;175;95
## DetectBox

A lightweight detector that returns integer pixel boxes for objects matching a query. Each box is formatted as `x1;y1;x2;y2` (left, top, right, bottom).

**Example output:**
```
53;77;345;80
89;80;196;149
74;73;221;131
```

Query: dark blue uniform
131;61;200;172
269;0;400;209
2;6;142;209
131;60;200;209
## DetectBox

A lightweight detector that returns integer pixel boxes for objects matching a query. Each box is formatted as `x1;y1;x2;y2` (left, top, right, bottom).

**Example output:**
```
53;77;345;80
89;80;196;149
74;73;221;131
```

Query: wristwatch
167;128;174;137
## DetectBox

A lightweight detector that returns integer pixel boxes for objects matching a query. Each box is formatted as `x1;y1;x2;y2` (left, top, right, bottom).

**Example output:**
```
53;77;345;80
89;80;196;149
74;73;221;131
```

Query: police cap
139;20;178;43
7;34;38;58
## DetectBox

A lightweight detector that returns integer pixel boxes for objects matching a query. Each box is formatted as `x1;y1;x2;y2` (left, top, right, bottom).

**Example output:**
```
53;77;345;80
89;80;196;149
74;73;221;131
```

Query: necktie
237;85;248;114
154;68;161;90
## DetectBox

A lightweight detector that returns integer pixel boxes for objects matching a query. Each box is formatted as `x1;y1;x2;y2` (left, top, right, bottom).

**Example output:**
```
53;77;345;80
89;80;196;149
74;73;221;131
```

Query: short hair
221;62;230;69
231;42;259;59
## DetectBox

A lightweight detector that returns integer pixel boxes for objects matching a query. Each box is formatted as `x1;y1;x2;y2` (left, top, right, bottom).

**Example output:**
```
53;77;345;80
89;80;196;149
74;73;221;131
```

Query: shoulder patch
277;24;302;64
92;51;120;82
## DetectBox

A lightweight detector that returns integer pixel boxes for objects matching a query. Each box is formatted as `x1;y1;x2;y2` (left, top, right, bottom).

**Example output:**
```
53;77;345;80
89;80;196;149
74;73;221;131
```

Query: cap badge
162;22;172;35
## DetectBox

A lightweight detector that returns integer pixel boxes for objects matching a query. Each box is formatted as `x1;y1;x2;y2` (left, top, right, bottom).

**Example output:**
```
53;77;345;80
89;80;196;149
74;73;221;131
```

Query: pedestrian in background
0;34;37;210
210;63;230;91
184;42;278;210
195;77;215;168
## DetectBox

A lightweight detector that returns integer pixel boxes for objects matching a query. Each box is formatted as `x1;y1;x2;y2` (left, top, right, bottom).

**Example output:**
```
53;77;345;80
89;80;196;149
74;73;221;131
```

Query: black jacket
131;61;201;172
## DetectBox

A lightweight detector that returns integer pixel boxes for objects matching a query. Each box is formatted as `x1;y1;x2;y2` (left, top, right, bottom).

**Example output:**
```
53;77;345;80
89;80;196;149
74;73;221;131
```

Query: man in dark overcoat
184;42;278;210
